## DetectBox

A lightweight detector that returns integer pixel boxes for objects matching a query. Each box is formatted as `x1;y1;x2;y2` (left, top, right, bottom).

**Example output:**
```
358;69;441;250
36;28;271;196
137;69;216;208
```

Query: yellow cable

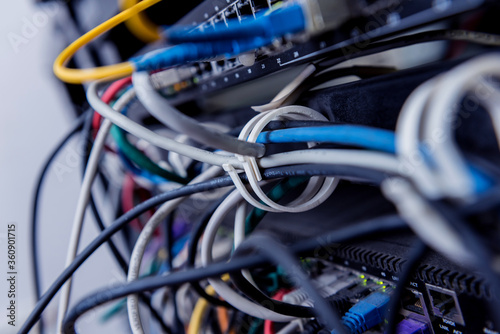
121;0;161;43
53;0;162;84
188;275;230;334
188;285;214;334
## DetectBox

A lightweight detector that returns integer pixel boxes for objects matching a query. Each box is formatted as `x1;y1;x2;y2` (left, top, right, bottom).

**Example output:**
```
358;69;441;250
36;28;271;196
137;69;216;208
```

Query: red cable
92;76;133;133
121;173;160;236
121;173;144;232
264;289;290;334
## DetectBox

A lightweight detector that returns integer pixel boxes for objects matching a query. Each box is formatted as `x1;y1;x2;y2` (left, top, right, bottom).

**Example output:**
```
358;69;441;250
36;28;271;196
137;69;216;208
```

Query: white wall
0;1;129;333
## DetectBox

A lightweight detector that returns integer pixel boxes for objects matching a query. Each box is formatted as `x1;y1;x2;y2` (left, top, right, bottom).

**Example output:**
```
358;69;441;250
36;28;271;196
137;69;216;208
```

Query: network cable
20;164;405;333
54;0;356;83
60;216;409;333
30;2;500;333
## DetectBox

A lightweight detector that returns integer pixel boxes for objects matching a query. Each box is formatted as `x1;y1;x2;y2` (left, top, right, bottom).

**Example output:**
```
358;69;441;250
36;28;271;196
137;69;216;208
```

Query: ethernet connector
298;0;357;35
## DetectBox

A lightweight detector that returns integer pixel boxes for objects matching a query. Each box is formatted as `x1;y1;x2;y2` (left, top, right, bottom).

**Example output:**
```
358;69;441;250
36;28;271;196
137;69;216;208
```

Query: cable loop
226;106;339;213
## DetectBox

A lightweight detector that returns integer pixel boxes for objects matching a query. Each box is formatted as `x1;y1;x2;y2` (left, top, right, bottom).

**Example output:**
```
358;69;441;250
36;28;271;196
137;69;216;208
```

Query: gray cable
132;71;266;157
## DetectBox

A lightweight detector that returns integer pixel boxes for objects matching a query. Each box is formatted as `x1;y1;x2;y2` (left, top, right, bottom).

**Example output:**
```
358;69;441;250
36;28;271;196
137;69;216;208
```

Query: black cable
316;30;500;71
229;178;318;318
61;215;408;334
30;112;87;334
65;1;103;67
235;235;345;333
80;112;172;333
229;259;315;317
385;241;428;334
22;175;236;334
21;164;393;333
186;178;303;307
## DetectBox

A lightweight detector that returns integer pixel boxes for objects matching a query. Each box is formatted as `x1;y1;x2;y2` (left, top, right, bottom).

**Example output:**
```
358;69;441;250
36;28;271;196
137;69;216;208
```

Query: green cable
110;125;190;184
245;176;310;235
248;318;264;334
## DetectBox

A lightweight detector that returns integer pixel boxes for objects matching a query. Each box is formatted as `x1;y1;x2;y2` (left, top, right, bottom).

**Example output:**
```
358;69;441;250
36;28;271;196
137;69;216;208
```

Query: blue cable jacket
132;5;306;71
257;126;492;192
257;126;397;154
164;5;306;44
133;37;272;71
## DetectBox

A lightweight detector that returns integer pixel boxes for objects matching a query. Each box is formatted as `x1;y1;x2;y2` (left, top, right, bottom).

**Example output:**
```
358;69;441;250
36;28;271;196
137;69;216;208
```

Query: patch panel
160;0;488;105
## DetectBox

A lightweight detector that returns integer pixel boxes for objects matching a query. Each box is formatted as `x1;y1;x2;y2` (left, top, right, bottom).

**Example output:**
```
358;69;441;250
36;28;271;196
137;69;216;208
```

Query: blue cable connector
131;5;307;71
164;5;306;44
133;37;272;71
332;291;391;334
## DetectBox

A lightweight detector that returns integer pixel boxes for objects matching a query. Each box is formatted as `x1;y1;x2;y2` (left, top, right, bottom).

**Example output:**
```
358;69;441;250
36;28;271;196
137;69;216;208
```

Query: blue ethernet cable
133;37;273;71
131;5;307;71
332;291;391;334
257;126;493;193
163;5;306;44
256;125;397;154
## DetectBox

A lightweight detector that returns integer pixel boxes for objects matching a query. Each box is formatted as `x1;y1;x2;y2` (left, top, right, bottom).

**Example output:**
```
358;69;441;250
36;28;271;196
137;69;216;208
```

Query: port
250;0;270;10
238;1;254;17
426;284;465;326
402;288;425;316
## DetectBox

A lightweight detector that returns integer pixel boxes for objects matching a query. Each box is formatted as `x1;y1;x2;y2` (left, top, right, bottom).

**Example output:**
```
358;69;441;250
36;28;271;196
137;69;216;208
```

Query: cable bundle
26;1;500;334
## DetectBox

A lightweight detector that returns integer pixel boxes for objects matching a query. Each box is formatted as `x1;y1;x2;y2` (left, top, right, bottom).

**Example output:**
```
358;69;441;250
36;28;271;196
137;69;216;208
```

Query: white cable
422;54;500;199
87;81;242;168
233;202;257;286
55;89;136;334
276;320;302;334
168;133;190;178
127;166;223;334
234;202;247;248
242;106;338;213
259;149;403;175
381;178;475;266
395;78;444;198
168;122;231;179
228;105;338;213
225;149;400;215
201;189;297;322
133;71;265;157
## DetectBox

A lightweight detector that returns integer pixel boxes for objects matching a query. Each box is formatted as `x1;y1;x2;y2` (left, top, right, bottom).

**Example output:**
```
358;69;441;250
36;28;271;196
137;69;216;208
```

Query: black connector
327;295;351;317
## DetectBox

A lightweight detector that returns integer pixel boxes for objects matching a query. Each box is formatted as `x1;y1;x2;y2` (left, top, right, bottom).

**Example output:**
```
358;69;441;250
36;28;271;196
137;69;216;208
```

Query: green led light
360;275;365;279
